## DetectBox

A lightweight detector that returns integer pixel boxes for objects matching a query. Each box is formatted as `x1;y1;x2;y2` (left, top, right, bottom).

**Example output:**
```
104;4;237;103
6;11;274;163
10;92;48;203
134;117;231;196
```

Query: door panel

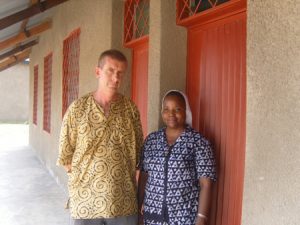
187;12;246;225
131;38;149;136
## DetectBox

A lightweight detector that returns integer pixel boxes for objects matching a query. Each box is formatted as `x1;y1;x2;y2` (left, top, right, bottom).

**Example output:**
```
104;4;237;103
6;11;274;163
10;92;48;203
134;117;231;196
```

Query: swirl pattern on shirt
57;93;143;219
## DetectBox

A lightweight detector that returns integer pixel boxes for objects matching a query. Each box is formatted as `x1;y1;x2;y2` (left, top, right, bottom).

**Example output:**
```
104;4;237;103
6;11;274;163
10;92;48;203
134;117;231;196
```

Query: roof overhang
0;0;69;72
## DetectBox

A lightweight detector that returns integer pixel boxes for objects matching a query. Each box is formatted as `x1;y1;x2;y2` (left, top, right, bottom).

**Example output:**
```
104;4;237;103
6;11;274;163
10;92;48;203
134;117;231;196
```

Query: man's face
96;57;127;92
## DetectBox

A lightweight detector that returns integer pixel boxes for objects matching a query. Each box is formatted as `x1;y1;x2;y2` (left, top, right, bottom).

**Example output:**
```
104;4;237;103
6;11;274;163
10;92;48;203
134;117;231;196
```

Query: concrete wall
27;0;300;223
243;1;300;225
147;0;187;132
29;0;129;190
0;64;29;123
29;0;187;190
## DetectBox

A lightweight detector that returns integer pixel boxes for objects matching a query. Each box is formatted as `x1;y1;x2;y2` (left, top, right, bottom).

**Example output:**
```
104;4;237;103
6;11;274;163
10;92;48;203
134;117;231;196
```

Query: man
57;49;143;225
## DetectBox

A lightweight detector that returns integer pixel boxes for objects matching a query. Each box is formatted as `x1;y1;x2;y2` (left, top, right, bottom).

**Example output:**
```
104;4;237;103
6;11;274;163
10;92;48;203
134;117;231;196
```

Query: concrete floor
0;124;70;225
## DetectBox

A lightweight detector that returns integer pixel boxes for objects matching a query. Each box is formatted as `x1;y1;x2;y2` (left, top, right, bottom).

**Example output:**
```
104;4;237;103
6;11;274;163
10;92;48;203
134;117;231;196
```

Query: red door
123;0;150;136
131;37;149;136
186;12;246;225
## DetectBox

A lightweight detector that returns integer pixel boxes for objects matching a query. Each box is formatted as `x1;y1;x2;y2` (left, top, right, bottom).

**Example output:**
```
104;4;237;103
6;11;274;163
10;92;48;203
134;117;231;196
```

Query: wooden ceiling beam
20;19;29;32
0;20;51;51
0;0;69;30
19;0;39;31
0;49;31;72
16;0;38;47
0;39;38;61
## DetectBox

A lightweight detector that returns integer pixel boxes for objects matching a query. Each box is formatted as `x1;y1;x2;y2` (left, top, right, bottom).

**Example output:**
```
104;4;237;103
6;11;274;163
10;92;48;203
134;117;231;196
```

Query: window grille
124;0;149;45
62;28;80;117
33;65;38;125
177;0;230;23
43;53;52;133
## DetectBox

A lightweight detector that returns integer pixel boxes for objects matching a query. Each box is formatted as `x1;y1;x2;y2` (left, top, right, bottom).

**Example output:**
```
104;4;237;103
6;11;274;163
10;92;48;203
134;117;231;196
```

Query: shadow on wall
0;63;29;123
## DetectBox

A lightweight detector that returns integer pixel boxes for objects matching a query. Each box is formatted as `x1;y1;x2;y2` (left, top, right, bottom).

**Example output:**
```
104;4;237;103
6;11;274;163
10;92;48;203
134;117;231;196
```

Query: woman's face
162;95;186;129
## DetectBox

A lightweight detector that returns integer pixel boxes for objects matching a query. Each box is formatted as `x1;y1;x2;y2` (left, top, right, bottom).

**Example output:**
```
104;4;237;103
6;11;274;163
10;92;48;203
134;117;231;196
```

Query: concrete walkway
0;124;70;225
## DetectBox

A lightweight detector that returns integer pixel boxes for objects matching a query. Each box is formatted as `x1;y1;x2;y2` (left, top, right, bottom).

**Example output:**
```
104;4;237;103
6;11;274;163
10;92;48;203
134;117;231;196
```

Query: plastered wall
29;0;129;190
29;0;187;191
0;64;29;122
27;0;300;223
243;1;300;225
147;0;187;132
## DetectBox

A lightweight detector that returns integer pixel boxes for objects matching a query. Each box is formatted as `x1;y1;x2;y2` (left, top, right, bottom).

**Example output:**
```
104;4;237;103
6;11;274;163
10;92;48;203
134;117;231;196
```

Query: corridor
0;124;70;225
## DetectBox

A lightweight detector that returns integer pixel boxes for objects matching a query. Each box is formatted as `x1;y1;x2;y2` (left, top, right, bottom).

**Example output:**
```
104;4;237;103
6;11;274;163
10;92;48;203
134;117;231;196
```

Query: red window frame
124;0;149;46
62;28;80;117
176;0;245;26
33;65;38;125
43;53;52;133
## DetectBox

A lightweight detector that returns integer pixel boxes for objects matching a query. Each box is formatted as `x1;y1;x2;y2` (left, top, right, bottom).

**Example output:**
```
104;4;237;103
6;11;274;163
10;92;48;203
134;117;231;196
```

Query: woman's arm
138;171;148;224
138;171;148;212
196;177;213;225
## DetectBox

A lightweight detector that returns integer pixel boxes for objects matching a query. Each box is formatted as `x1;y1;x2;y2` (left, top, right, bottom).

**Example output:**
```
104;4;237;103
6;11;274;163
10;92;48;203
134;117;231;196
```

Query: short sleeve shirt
140;126;216;225
57;93;143;219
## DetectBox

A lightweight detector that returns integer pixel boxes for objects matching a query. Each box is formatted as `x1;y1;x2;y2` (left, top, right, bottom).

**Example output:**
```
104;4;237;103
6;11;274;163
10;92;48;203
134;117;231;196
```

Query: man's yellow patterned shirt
57;93;143;219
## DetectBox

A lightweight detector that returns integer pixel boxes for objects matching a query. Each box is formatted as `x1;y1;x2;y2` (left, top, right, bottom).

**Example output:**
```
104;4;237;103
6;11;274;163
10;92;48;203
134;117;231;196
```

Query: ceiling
0;0;69;72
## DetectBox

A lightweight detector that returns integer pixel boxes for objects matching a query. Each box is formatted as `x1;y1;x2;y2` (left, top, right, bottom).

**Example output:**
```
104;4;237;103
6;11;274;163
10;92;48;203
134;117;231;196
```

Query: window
33;65;38;125
62;28;80;117
177;0;230;23
43;53;52;133
124;0;149;44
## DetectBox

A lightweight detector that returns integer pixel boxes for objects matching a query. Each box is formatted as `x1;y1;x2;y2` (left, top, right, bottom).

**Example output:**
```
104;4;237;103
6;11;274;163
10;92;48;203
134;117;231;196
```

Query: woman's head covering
161;90;193;127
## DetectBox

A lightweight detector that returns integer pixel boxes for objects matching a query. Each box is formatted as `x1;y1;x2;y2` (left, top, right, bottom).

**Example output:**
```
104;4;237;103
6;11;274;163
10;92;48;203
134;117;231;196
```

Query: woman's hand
195;216;207;225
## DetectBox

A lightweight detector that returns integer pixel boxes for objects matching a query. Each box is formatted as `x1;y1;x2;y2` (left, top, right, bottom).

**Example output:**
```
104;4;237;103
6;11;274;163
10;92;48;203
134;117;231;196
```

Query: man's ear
95;66;101;78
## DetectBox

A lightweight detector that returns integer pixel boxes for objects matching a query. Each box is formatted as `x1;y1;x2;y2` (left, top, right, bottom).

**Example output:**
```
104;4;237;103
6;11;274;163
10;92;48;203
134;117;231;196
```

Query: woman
138;90;216;225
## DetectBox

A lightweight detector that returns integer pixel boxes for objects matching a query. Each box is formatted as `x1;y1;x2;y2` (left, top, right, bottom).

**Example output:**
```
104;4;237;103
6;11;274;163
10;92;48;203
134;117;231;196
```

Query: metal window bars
33;65;38;125
43;53;52;133
62;29;80;117
124;0;149;44
176;0;230;23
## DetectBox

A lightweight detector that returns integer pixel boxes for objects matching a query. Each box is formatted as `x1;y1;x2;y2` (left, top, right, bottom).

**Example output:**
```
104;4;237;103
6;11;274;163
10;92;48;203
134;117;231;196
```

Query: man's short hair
98;49;127;68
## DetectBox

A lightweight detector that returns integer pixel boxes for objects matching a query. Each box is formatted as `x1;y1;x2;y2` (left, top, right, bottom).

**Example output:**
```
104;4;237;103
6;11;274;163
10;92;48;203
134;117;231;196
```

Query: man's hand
64;164;72;173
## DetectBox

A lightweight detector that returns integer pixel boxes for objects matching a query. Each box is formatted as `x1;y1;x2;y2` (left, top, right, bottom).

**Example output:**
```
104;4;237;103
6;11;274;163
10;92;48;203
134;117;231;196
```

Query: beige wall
29;0;187;190
29;0;129;189
243;1;300;225
147;0;187;133
0;64;29;122
27;0;300;223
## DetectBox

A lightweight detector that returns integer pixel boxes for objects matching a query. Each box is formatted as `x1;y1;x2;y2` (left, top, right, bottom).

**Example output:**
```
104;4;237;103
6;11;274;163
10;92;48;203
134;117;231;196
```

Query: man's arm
56;103;77;171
